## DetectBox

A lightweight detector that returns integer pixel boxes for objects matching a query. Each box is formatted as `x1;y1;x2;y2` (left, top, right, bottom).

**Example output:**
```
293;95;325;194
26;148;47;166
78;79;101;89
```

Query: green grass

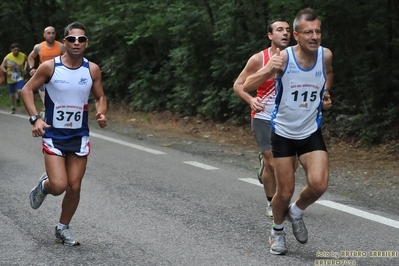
0;84;10;106
140;113;151;121
0;84;42;110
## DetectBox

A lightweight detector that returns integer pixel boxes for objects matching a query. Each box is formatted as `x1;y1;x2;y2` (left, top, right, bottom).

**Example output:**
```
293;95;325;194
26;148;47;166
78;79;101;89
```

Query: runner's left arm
89;62;107;128
322;48;333;110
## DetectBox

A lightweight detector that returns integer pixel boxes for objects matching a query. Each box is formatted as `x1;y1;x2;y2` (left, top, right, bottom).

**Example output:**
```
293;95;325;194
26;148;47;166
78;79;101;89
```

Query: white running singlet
43;56;93;140
271;46;326;140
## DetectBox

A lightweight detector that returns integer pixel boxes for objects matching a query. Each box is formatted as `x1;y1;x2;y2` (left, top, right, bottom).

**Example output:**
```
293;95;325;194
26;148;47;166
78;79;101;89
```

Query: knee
309;178;329;197
317;182;328;196
50;185;67;196
264;159;274;172
63;181;82;198
281;191;294;202
68;184;81;195
277;187;295;202
262;152;274;173
262;162;274;180
47;179;67;196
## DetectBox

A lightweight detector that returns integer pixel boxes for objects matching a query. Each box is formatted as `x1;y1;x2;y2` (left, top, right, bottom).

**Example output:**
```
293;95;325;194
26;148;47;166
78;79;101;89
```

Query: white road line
90;132;166;154
7;110;399;229
238;178;262;186
238;178;399;229
1;110;166;155
0;110;28;119
316;200;399;229
184;161;219;170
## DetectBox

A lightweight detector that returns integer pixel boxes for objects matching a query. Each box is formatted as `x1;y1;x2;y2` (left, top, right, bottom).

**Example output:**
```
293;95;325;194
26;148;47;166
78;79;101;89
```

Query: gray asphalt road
1;111;398;266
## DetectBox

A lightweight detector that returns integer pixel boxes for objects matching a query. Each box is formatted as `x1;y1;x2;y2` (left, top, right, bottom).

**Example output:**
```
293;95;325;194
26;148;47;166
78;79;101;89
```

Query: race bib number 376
53;103;84;129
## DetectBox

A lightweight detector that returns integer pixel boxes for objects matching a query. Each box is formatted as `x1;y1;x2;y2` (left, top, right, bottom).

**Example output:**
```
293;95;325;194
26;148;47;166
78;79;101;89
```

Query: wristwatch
29;115;40;125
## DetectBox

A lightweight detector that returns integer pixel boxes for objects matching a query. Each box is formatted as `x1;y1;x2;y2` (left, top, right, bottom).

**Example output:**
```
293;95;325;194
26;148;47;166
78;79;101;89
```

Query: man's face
294;19;322;53
268;21;291;49
44;27;56;44
11;47;20;56
63;28;88;58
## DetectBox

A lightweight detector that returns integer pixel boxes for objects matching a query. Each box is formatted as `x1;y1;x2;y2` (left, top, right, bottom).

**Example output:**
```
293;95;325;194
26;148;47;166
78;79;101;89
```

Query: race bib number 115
287;81;321;110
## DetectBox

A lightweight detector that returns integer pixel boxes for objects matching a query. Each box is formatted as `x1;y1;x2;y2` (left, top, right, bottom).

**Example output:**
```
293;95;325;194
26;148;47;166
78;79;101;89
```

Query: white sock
267;200;272;207
273;223;284;230
57;223;68;230
41;180;48;194
289;202;304;218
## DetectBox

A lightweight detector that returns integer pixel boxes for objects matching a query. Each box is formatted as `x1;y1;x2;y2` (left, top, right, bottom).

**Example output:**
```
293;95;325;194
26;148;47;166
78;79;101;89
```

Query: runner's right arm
0;57;8;75
233;52;264;112
243;48;285;92
28;44;40;76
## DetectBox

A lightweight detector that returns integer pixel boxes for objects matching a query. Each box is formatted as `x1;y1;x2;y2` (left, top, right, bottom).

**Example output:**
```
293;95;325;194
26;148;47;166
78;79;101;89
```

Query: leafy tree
0;0;398;145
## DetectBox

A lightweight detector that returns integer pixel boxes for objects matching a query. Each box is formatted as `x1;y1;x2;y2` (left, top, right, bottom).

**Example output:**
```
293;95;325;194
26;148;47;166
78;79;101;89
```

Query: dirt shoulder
101;106;399;216
7;102;398;216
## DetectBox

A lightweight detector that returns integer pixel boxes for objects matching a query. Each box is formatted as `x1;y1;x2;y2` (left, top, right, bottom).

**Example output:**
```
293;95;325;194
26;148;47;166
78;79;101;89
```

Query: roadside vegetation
0;0;398;146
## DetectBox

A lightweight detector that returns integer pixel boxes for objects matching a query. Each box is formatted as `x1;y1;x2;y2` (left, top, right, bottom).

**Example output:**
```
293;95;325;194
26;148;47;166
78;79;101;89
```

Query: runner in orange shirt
28;26;66;117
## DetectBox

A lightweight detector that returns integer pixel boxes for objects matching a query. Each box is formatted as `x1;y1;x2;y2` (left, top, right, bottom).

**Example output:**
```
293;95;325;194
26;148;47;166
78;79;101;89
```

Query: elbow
233;83;240;93
242;83;250;93
232;83;237;92
242;78;256;92
95;95;107;105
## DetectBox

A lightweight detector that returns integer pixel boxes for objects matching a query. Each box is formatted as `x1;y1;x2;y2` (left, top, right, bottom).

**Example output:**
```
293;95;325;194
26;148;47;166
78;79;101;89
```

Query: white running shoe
55;226;80;246
29;173;48;209
269;227;288;255
266;205;273;220
286;204;308;244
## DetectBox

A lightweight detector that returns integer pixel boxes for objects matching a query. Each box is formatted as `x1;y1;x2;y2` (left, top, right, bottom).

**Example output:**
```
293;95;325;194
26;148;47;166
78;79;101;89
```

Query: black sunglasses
64;35;88;43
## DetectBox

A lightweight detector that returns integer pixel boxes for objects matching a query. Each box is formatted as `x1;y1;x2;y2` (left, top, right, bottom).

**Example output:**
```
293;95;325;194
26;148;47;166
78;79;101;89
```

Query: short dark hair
64;22;88;37
10;43;20;49
293;8;319;32
268;19;290;34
